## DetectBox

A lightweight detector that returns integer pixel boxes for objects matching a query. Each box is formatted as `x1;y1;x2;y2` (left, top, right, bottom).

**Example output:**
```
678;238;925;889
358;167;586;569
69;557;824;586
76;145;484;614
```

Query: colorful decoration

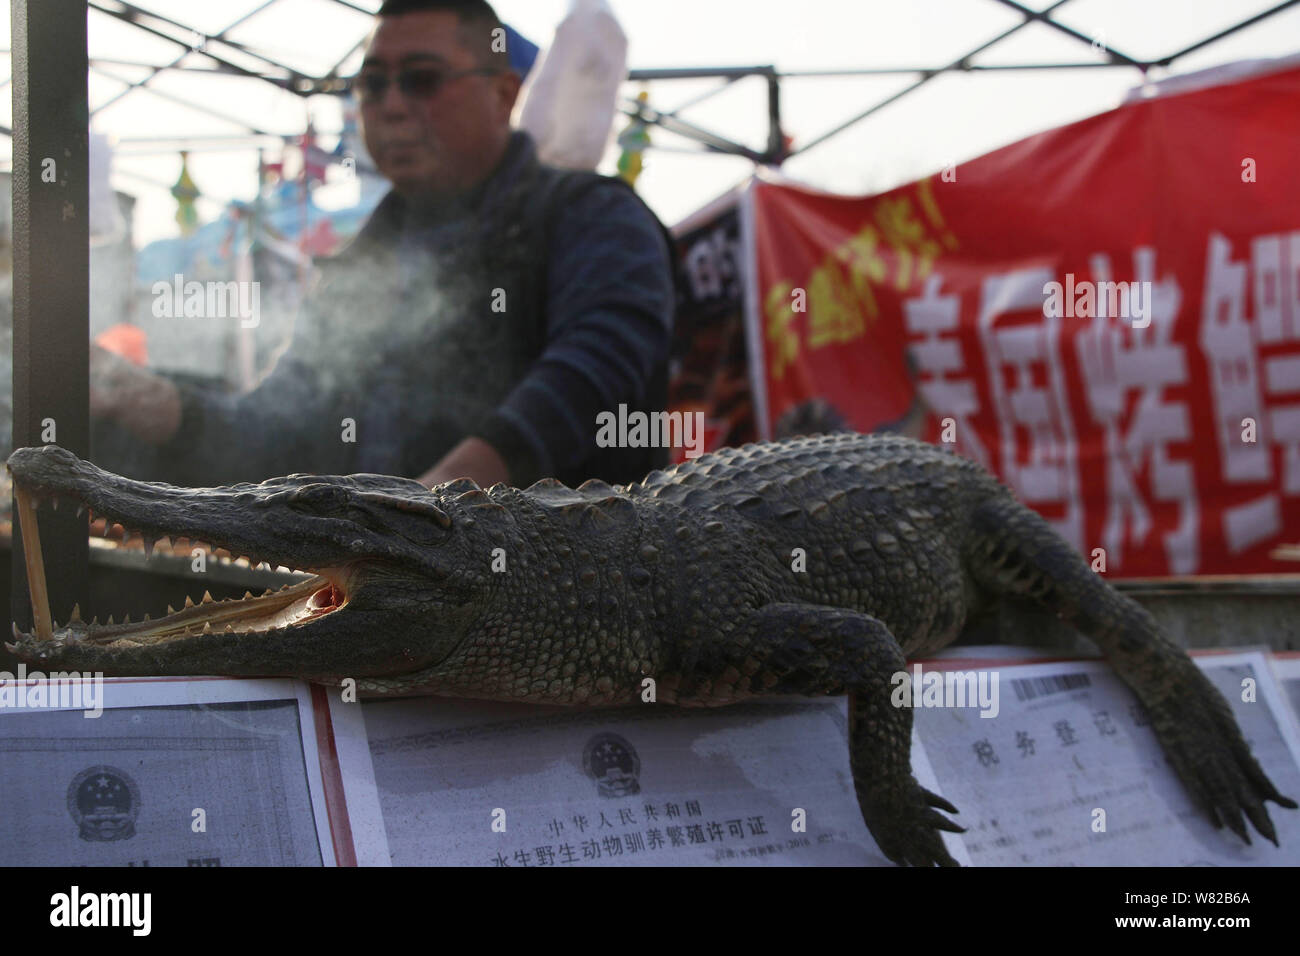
94;324;148;366
299;121;331;187
616;90;652;187
170;150;200;236
259;152;284;188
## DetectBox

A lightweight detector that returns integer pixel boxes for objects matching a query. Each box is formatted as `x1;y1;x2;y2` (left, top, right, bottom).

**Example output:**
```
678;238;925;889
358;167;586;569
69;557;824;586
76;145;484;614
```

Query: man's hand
90;343;182;445
418;436;511;489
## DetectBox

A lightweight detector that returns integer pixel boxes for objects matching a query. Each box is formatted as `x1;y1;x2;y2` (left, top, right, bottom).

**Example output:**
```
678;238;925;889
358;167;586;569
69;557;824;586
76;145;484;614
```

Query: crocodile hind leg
673;603;965;866
967;494;1298;845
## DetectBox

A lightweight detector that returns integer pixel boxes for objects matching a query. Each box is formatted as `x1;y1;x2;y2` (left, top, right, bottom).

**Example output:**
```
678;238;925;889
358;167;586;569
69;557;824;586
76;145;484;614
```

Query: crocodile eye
286;483;353;513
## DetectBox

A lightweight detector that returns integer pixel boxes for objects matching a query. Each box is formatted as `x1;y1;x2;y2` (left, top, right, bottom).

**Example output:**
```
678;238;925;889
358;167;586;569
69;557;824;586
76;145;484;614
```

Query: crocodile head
6;444;498;681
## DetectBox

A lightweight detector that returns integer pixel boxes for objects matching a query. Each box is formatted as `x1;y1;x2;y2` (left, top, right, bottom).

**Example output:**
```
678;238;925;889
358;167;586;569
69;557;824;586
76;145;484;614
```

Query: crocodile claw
861;777;964;867
1143;661;1298;848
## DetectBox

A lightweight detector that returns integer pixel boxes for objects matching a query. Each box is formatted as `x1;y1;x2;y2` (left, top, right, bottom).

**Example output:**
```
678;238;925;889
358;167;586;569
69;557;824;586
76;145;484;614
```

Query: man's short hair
377;0;510;71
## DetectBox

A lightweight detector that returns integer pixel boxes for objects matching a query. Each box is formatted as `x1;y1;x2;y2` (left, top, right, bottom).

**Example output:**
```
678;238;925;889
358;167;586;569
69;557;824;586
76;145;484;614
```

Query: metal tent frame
4;0;1294;163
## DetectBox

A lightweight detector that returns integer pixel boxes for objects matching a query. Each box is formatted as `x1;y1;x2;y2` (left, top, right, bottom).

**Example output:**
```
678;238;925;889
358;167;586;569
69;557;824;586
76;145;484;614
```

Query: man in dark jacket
91;0;674;489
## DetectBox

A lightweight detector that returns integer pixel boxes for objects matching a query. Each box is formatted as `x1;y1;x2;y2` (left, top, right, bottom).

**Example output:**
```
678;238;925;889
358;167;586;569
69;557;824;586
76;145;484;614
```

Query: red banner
749;64;1300;576
668;192;757;462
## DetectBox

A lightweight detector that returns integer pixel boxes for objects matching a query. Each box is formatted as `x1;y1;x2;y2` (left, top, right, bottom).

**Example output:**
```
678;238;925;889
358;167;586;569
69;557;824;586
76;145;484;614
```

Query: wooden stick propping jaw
14;485;53;641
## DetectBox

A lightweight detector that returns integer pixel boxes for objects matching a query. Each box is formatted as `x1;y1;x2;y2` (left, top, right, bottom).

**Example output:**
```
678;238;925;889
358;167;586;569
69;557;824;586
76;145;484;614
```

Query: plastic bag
516;0;629;170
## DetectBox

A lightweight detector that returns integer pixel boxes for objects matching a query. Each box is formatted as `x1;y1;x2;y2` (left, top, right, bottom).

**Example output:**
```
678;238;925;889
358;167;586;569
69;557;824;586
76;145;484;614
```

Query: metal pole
11;0;90;638
766;74;785;166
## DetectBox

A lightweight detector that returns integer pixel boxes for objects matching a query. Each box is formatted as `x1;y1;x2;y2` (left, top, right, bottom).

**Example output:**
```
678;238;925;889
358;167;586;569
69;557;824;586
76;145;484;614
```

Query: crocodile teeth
184;595;195;608
70;603;82;622
76;504;86;519
201;622;212;634
202;591;214;604
142;539;154;560
167;604;177;615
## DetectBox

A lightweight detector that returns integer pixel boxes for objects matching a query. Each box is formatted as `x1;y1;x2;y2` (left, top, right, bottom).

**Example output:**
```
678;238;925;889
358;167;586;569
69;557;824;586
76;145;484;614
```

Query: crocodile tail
961;489;1207;730
961;490;1206;714
961;489;1299;841
961;490;1161;653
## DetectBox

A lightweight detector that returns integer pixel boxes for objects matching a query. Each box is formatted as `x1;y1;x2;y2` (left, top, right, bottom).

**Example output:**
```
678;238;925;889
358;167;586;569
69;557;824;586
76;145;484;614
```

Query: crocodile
6;436;1296;866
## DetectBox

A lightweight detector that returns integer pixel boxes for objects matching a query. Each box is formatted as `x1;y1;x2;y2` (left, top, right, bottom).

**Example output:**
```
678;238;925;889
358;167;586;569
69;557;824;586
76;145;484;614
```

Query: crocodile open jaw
7;452;350;652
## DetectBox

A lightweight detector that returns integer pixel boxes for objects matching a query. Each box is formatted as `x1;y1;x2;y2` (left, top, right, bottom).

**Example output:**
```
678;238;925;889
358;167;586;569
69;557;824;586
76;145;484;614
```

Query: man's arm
418;435;511;488
420;180;673;488
90;344;182;445
93;325;340;488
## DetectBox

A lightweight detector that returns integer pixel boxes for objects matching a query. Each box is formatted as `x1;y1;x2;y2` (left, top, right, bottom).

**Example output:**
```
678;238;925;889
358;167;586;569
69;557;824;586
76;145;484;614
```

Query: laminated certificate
0;677;335;866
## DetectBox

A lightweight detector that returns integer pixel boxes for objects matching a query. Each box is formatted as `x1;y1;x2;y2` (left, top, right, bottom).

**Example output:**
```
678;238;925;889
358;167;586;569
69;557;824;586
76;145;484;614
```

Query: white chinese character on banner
978;267;1084;553
1252;231;1300;497
1201;231;1300;554
1201;233;1270;484
1077;248;1197;573
903;274;988;468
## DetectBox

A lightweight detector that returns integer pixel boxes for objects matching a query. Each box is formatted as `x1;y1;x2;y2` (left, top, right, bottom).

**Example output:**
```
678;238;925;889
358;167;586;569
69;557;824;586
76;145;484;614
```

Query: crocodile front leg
668;603;964;866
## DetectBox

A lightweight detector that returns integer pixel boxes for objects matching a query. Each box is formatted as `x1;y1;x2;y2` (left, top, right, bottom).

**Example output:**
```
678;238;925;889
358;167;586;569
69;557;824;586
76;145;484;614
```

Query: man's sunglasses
353;66;501;103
